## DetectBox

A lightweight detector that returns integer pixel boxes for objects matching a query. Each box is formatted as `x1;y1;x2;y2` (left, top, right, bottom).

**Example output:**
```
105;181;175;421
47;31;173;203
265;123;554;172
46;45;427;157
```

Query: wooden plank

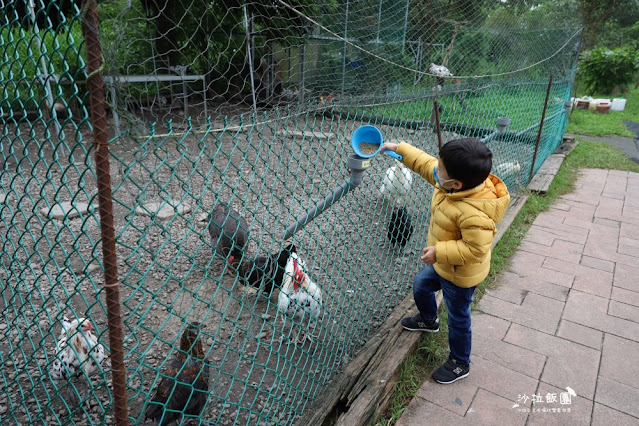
298;295;417;426
555;139;579;156
335;326;424;426
528;153;565;193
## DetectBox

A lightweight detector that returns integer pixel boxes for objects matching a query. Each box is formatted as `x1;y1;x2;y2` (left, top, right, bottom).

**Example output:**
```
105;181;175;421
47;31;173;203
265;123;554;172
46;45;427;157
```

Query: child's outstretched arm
382;141;437;186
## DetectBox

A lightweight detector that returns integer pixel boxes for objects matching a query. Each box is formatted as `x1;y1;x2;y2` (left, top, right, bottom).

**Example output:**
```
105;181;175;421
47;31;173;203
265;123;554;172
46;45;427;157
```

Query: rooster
238;243;295;296
50;316;106;403
278;250;323;344
378;160;413;206
208;202;249;273
429;63;453;78
492;161;521;181
145;323;210;425
429;63;454;93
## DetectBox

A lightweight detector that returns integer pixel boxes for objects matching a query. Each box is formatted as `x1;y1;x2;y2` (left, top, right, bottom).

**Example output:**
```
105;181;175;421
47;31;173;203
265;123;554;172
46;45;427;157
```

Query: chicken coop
0;0;581;425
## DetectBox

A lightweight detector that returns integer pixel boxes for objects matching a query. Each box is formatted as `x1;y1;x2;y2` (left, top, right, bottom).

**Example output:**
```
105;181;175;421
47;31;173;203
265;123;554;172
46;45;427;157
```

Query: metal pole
401;0;409;54
433;100;442;149
243;2;258;116
282;155;370;240
299;44;305;103
341;0;349;97
414;37;422;85
283;181;353;240
80;1;128;424
376;0;382;45
529;74;554;182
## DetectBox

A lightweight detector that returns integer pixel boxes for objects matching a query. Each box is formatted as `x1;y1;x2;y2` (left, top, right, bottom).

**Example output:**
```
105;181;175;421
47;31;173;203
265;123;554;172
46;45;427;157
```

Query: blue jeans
413;264;477;365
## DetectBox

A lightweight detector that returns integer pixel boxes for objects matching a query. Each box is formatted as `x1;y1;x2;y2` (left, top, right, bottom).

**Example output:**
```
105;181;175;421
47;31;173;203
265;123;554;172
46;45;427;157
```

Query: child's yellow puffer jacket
396;142;511;287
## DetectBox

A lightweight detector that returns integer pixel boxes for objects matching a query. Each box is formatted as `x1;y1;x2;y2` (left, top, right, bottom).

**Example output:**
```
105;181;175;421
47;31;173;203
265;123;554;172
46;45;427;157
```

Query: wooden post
529;74;553;182
433;100;443;149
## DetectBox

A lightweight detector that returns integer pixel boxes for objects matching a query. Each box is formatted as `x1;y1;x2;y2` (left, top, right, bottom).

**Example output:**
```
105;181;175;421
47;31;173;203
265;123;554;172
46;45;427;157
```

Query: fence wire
1;0;577;425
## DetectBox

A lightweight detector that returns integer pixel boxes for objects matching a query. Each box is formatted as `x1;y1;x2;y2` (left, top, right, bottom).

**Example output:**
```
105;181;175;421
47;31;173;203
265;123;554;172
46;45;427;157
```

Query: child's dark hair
439;138;492;189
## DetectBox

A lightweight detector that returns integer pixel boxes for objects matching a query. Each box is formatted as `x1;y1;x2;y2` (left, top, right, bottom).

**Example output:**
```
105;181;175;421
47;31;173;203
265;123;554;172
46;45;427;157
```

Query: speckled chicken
145;323;210;425
208;202;249;271
278;249;323;344
51;316;106;402
429;63;453;77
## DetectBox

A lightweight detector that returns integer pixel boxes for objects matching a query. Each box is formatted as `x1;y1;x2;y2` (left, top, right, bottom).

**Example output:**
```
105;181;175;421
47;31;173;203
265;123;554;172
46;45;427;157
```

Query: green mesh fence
2;0;579;425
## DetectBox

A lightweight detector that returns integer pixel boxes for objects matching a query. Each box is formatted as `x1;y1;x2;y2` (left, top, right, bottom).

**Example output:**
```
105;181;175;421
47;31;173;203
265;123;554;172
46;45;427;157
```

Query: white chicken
492;161;522;181
278;250;322;344
379;160;413;207
51;317;106;402
429;63;453;78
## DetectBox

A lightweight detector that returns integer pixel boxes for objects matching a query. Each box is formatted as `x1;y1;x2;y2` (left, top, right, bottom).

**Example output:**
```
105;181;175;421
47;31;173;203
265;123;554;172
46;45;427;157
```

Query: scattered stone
40;202;95;220
195;213;209;228
135;199;192;221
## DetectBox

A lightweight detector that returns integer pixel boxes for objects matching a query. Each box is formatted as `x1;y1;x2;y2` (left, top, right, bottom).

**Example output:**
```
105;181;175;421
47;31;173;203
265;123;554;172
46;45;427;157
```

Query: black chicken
239;243;295;295
145;323;210;425
208;203;249;272
388;207;414;248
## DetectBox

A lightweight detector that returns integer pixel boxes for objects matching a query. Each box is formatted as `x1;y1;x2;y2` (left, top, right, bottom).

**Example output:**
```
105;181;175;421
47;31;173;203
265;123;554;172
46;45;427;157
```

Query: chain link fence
1;0;579;424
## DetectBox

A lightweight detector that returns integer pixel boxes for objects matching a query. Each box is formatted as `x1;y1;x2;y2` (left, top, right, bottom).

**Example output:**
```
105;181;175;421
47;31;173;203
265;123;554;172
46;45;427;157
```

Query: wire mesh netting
2;0;579;424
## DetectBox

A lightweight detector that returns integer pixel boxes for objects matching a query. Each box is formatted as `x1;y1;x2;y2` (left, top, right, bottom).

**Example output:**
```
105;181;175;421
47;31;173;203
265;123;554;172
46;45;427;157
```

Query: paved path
575;135;639;163
397;169;639;426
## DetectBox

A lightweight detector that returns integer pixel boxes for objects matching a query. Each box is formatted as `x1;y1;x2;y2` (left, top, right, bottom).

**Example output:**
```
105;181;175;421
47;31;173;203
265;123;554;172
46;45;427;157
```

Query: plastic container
611;98;626;112
576;99;590;109
597;101;611;114
351;125;403;160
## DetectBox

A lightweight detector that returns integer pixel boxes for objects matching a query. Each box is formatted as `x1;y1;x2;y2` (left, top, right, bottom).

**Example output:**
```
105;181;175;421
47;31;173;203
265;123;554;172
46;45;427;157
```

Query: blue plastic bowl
351;125;402;160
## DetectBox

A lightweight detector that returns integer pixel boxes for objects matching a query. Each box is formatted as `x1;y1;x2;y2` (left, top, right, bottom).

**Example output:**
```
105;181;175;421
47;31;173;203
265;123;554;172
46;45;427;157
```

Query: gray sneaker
401;314;440;332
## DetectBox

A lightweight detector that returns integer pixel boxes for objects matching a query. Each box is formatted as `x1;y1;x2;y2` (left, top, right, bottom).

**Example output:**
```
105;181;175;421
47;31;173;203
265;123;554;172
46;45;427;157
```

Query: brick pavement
397;169;639;426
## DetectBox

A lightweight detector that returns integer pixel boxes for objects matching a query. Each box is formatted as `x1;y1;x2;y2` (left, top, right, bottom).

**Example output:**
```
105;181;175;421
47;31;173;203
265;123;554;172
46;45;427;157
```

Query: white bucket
611;98;626;112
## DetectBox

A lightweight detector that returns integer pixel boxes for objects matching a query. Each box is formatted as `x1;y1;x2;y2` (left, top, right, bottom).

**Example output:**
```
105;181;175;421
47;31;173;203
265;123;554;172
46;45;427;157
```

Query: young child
381;138;510;384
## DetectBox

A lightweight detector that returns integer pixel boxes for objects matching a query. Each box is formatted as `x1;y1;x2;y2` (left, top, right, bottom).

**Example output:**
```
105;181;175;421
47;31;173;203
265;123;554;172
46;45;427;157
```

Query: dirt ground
0;102;530;425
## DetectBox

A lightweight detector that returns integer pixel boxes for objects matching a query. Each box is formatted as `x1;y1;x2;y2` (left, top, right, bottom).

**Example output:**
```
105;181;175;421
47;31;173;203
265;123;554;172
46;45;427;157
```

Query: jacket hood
442;174;510;223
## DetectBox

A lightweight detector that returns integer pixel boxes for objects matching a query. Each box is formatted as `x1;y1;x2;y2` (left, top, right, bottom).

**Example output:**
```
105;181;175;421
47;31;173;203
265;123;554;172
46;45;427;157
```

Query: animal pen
0;0;581;425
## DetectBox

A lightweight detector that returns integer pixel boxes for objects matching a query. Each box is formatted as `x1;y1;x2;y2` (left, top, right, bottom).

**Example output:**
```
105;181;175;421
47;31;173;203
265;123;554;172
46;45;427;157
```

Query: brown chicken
145;323;210;425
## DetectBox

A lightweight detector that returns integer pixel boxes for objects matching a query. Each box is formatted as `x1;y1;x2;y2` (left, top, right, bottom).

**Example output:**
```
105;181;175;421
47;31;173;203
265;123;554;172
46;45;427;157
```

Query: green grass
566;87;639;137
344;85;568;133
373;139;639;426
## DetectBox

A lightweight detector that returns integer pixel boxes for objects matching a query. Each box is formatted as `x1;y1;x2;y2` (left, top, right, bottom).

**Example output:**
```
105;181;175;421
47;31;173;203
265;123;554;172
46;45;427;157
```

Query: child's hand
421;246;437;264
381;142;399;153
